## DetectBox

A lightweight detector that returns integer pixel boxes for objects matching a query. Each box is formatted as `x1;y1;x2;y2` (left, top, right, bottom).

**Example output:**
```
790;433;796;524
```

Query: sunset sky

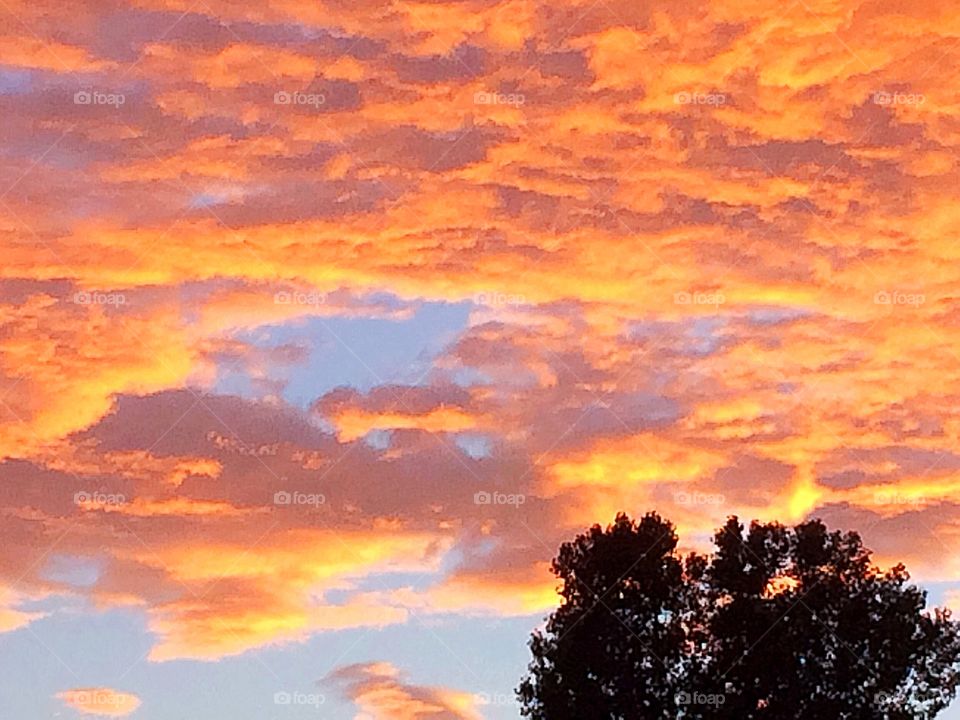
2;0;960;717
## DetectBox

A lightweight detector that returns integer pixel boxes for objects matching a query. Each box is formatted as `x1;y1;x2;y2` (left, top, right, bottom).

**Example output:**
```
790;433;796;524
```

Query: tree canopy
517;512;960;719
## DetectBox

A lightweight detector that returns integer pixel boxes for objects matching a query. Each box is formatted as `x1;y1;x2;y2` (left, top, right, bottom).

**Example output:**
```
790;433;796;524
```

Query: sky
1;0;960;717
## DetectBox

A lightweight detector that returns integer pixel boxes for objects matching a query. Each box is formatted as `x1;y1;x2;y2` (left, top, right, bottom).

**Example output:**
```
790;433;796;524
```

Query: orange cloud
331;407;487;442
56;688;141;717
426;563;559;616
3;0;960;686
0;587;45;633
328;662;483;720
129;527;452;660
0;35;111;72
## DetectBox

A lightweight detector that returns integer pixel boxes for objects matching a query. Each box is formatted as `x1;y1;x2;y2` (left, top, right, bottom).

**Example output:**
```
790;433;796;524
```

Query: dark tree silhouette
517;512;960;719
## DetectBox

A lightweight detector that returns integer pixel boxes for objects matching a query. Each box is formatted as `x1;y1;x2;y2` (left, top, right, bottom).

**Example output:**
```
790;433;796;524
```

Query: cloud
2;0;960;688
56;688;141;717
139;527;450;661
327;662;483;720
0;586;45;633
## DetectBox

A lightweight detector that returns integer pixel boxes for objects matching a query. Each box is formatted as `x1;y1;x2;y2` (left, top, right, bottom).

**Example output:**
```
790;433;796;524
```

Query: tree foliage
517;513;960;719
